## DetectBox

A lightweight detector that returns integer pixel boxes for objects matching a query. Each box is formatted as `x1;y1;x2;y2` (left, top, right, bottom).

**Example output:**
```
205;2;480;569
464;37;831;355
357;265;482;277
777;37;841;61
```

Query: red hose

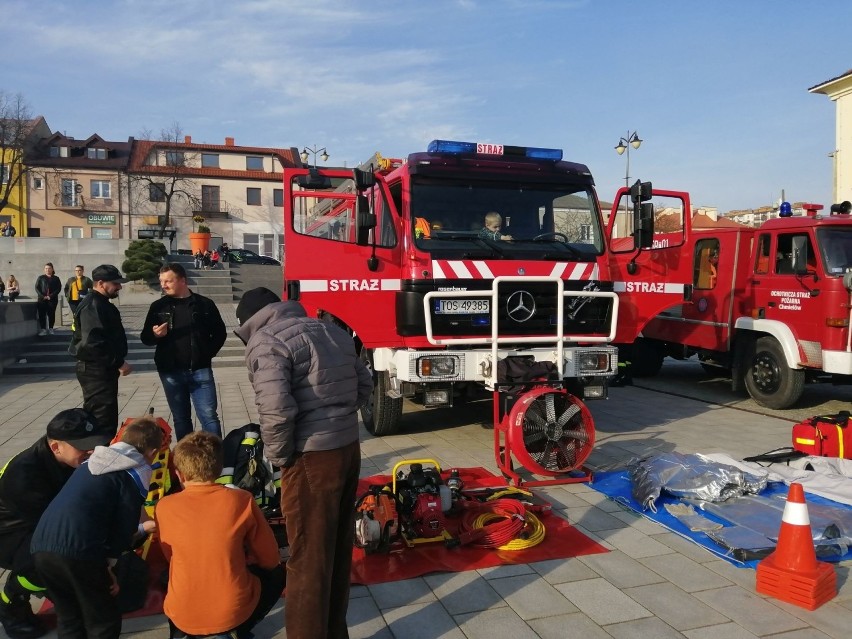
457;499;527;548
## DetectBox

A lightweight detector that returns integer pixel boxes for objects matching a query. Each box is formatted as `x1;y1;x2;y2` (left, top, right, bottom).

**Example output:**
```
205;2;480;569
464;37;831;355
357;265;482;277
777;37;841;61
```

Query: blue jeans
159;368;222;440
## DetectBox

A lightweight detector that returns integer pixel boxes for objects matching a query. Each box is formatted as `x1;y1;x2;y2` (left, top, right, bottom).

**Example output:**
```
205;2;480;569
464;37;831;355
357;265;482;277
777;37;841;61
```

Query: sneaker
47;328;54;335
0;600;47;639
37;329;46;337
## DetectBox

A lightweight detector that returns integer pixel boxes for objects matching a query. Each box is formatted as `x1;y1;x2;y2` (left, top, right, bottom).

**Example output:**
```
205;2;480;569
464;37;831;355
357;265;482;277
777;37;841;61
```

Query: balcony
193;198;243;220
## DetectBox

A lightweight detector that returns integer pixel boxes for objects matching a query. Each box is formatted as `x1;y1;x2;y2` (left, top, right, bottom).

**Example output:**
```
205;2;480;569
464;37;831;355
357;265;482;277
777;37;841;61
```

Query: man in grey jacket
234;288;373;639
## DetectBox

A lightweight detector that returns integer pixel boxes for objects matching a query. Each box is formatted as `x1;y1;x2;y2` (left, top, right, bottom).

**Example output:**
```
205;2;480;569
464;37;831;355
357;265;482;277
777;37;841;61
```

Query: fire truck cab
617;201;852;409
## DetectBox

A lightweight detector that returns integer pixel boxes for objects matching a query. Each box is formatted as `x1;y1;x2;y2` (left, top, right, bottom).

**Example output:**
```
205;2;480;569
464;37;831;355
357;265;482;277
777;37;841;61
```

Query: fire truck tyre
629;338;665;377
359;350;403;436
744;337;805;409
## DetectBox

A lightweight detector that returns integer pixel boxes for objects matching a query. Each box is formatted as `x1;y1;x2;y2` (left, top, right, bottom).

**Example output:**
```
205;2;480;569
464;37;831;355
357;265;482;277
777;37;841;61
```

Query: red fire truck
614;200;852;409
282;140;690;437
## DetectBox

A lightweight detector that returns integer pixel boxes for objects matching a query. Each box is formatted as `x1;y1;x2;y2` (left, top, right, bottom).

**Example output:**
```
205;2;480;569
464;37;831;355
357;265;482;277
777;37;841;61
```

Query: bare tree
129;122;200;238
0;91;35;217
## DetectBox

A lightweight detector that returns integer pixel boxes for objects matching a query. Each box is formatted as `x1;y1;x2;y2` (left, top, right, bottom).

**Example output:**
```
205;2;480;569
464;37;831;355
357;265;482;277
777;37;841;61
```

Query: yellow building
0;116;51;236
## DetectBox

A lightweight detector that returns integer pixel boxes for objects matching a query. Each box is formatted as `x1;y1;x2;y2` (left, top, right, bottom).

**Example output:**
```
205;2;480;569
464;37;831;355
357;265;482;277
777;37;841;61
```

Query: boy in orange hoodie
155;432;284;639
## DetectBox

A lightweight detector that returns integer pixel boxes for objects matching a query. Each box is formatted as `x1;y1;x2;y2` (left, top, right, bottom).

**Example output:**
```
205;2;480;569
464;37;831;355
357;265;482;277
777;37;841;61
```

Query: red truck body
281;141;688;434
615;202;852;409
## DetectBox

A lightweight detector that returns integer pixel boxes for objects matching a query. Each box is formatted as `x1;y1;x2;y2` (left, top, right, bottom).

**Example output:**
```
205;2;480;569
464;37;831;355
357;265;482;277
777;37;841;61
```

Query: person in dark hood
31;417;162;639
0;409;110;639
234;288;373;639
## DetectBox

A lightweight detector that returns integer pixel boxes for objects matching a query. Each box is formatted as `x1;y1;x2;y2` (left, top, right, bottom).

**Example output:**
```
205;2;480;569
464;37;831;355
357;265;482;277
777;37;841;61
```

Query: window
776;233;816;275
33;176;44;190
0;164;8;184
246;187;261;206
201;153;219;168
91;180;111;199
246;156;263;171
61;179;78;206
755;234;770;274
693;238;720;290
201;185;220;212
50;146;68;158
91;227;113;239
64;227;83;239
149;182;166;202
87;148;107;159
273;189;283;207
166;151;184;166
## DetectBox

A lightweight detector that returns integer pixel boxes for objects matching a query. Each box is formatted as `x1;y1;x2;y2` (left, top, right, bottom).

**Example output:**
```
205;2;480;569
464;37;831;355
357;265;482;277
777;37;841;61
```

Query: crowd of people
193;244;228;270
0;255;374;639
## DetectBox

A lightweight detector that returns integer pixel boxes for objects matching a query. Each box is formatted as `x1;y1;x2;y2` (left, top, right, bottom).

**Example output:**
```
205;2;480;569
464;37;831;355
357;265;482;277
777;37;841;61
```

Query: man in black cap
234;288;373;639
0;408;110;639
69;264;131;434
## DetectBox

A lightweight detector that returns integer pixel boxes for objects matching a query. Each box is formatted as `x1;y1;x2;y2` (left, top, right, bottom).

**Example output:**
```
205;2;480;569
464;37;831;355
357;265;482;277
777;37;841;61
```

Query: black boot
0;596;47;639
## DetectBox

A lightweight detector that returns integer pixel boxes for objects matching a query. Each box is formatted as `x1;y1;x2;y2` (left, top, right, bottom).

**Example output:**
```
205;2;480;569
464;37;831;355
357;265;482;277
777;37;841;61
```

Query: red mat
350;467;609;586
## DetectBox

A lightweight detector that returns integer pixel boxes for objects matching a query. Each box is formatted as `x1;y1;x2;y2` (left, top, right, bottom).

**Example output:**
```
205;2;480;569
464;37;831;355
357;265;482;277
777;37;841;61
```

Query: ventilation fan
494;386;595;487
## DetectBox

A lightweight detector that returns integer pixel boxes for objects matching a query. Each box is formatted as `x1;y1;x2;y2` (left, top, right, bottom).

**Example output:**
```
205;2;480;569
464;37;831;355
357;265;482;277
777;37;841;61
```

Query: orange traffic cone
756;482;836;610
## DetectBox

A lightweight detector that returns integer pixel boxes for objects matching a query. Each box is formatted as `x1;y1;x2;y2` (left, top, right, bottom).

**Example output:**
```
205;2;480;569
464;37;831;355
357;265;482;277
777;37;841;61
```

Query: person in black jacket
0;408;110;639
140;263;227;441
68;265;131;435
31;417;162;639
34;263;62;336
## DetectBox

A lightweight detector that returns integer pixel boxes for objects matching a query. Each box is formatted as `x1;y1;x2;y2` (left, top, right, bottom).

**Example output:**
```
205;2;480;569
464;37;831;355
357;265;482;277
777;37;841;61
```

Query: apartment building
25;133;132;238
127;136;300;258
809;69;852;204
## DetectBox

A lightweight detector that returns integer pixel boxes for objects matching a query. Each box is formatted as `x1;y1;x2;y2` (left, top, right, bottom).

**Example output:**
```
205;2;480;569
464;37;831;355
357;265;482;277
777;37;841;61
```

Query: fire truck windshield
818;227;852;275
411;180;603;260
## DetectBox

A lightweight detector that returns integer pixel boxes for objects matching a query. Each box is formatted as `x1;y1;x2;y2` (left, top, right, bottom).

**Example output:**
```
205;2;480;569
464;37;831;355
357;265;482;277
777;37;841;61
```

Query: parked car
224;248;280;265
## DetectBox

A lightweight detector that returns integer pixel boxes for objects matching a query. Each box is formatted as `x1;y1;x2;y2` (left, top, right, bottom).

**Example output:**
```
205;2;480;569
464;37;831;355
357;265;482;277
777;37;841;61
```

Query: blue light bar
525;146;563;161
427;140;477;154
426;139;563;161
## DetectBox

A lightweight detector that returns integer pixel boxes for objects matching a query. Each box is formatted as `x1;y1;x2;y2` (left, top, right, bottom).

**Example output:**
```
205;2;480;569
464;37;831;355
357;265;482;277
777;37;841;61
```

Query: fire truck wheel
628;338;665;377
359;348;403;436
744;336;805;409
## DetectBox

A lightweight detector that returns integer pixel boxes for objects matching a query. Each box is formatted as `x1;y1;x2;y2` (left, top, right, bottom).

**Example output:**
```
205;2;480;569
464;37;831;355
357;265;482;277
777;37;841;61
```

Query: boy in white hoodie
31;418;162;639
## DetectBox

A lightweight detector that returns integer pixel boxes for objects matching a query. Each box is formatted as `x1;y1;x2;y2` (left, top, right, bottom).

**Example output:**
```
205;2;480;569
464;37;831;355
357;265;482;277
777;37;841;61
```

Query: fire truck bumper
822;350;852;375
373;346;618;388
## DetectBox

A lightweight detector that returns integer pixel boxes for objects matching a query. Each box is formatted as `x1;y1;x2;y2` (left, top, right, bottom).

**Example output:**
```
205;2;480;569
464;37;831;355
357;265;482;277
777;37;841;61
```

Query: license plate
434;299;490;314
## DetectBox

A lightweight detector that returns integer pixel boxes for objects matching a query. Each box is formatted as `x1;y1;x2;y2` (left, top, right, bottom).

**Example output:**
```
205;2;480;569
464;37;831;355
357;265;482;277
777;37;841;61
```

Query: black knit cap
46;408;112;450
236;287;280;326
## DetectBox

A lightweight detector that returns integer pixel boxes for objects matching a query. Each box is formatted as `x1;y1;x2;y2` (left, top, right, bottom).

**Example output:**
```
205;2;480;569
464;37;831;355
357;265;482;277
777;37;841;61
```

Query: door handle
768;301;775;307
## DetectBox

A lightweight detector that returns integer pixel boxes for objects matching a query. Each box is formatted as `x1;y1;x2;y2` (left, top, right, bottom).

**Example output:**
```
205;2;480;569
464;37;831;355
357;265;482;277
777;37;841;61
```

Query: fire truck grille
429;281;613;338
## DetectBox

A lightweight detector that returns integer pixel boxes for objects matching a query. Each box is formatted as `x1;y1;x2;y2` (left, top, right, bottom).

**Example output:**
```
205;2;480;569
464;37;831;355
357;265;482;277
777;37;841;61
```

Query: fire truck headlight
577;352;611;374
418;356;457;377
583;383;607;399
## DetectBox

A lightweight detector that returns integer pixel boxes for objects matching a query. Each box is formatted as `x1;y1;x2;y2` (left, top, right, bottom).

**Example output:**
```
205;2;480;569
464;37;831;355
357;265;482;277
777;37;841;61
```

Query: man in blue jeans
141;263;227;441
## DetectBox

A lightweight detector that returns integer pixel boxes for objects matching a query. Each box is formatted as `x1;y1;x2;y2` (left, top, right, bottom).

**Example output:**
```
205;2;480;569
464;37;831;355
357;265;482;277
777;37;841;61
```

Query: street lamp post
614;131;642;189
300;145;329;167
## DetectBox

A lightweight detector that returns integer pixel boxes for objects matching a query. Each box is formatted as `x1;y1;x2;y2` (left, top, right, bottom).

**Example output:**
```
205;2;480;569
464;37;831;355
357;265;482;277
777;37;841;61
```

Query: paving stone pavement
0;366;850;638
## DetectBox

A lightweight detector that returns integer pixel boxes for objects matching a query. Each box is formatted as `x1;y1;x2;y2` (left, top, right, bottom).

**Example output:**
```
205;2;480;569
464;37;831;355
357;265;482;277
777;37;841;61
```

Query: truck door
283;168;402;345
752;231;821;360
606;188;692;342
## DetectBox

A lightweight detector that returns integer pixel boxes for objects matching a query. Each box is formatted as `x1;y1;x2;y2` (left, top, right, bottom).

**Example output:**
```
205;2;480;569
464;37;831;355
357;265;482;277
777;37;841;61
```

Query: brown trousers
280;440;360;639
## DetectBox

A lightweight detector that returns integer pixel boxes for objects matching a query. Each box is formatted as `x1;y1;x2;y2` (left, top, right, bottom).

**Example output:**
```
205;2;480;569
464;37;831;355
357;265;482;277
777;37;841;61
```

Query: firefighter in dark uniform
68;264;132;435
0;409;110;638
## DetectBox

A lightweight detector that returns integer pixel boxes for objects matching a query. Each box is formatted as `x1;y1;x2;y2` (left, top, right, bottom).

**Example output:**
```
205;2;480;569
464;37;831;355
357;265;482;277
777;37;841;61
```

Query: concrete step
4;356;246;375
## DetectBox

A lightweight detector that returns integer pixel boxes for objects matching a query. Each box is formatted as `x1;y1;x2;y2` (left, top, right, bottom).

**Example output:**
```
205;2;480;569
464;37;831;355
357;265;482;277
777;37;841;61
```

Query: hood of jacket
234;300;307;344
87;442;152;496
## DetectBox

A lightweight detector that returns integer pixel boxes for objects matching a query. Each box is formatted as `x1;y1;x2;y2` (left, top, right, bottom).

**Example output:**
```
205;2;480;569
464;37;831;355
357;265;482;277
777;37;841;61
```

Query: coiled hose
458;498;545;551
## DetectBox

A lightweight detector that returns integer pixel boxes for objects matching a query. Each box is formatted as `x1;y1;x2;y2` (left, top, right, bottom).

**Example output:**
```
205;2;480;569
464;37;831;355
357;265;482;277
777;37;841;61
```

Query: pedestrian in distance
0;408;111;639
63;265;93;316
156;432;284;639
193;250;204;270
5;275;20;302
0;222;15;237
68;264;131;435
34;263;61;336
234;287;373;639
219;242;230;263
210;248;220;269
140;263;227;441
0;277;5;302
30;417;162;639
202;250;212;270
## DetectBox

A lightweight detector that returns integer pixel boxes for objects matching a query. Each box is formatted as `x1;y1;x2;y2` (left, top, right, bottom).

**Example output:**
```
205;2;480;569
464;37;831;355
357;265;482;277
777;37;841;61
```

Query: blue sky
4;0;849;212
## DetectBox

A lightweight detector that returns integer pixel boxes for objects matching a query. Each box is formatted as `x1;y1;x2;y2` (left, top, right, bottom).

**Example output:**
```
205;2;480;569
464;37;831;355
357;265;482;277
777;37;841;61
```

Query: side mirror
355;194;376;246
296;169;332;190
630;180;653;203
791;236;809;275
354;168;376;191
634;202;655;249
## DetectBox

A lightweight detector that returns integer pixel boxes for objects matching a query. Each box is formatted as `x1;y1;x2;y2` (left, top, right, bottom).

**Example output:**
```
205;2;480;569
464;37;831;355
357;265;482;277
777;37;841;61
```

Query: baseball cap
91;264;127;283
46;408;112;450
236;287;280;326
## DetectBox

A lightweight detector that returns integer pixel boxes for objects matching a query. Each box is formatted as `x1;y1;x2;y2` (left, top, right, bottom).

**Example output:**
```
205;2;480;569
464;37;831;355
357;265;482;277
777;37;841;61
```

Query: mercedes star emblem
506;290;535;322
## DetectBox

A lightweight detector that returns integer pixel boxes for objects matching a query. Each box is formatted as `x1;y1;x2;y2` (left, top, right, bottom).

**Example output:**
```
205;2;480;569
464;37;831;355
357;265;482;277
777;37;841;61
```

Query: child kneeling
157;432;284;639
